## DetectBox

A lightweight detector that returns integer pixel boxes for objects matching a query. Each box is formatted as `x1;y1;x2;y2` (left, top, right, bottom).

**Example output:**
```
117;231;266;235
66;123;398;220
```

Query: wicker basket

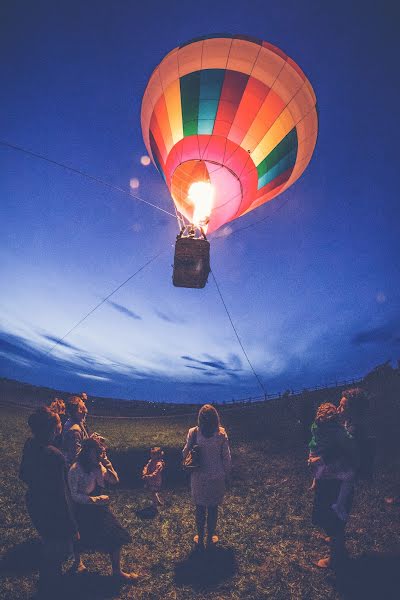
173;237;211;288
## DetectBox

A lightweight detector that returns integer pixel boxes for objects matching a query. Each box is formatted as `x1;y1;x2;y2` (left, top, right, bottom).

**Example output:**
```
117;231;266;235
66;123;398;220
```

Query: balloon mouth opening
170;159;244;234
188;181;215;231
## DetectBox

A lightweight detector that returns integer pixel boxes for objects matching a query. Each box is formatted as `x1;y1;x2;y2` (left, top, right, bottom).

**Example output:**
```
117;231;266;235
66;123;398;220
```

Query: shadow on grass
136;505;158;519
61;572;123;600
0;540;130;599
109;446;187;490
174;545;237;589
0;538;41;574
335;552;400;600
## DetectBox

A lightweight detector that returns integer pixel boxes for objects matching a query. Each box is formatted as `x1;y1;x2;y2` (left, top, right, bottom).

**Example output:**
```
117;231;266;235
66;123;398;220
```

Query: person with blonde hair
48;398;67;447
182;404;231;549
62;396;89;467
49;398;66;420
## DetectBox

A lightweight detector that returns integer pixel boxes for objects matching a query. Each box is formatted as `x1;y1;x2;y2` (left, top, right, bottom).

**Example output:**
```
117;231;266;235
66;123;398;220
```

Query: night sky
1;0;399;403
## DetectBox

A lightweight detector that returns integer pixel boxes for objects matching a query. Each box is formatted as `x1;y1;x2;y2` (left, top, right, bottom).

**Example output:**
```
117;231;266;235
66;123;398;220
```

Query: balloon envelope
141;35;318;233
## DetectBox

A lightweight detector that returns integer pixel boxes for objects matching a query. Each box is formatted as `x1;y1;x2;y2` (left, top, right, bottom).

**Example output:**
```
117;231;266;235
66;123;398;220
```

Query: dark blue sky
1;0;399;402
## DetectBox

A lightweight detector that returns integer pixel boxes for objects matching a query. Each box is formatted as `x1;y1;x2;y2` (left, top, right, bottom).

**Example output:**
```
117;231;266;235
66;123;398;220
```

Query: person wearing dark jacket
20;406;79;597
310;403;357;569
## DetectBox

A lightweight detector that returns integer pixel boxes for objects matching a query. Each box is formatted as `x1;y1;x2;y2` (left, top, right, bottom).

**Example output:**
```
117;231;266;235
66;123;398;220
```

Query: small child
142;447;165;507
308;402;355;521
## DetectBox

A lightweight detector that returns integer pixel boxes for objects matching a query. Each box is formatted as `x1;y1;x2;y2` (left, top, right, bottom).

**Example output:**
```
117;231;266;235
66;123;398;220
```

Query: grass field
0;396;399;600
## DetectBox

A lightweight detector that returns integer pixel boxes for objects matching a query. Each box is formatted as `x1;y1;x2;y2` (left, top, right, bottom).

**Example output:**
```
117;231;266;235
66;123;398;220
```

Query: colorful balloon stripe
142;35;317;233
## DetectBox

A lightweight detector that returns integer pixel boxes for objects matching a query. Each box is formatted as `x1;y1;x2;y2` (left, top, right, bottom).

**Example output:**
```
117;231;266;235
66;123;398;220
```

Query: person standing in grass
62;396;90;468
311;402;357;569
182;404;231;550
308;402;356;521
49;398;67;427
68;437;139;582
142;447;165;508
48;398;67;448
19;406;79;597
338;387;374;480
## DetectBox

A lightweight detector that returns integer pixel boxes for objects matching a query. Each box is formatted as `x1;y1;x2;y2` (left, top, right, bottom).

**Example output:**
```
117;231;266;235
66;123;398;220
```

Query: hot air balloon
141;34;318;287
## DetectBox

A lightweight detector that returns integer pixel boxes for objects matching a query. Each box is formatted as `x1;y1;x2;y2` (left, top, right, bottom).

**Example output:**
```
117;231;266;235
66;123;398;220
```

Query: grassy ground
0;402;399;600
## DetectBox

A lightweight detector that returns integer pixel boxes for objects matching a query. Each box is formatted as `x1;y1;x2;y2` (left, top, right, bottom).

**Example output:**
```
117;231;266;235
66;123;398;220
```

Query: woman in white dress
68;437;138;582
182;404;231;549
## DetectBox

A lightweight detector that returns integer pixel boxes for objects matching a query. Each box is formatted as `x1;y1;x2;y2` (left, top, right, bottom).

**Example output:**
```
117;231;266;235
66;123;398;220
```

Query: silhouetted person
308;403;356;521
19;407;79;597
338;387;374;479
310;402;357;569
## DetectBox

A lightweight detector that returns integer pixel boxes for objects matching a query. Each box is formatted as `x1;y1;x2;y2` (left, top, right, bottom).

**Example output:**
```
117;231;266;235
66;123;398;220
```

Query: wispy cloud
107;301;142;321
0;329;141;382
181;353;241;379
352;322;400;345
76;372;111;381
155;309;184;324
182;354;238;371
0;331;43;364
41;334;80;351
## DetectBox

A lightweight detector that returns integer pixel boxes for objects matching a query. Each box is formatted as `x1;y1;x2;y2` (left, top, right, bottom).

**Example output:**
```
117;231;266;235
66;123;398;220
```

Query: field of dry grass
0;389;399;599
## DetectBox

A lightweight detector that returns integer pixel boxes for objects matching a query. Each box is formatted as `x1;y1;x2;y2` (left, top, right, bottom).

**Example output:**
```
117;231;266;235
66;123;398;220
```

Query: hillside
0;377;202;416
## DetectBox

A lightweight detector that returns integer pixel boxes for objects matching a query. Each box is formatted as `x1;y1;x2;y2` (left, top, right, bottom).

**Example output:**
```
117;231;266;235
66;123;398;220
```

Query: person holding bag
182;404;231;550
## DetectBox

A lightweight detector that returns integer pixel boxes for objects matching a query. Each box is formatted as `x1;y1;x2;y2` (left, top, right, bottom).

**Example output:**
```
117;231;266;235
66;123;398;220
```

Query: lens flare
129;178;140;189
188;182;215;230
140;155;151;166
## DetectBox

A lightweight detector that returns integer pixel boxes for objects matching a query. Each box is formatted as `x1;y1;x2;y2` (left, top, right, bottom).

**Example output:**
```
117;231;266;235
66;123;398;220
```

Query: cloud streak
181;353;242;379
76;372;111;381
41;334;80;351
154;309;184;324
107;301;142;321
352;322;400;345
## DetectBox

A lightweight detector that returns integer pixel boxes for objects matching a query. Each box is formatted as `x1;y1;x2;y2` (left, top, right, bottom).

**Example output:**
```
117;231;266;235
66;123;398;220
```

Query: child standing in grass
308;402;356;521
142;447;165;507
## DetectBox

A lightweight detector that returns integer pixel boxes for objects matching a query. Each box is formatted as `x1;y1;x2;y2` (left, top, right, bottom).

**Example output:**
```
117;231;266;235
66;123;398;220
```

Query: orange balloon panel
141;34;318;233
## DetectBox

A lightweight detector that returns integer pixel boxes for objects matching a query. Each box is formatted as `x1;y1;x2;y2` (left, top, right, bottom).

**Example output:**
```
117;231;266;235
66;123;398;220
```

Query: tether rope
210;269;266;395
0;140;176;218
43;249;165;357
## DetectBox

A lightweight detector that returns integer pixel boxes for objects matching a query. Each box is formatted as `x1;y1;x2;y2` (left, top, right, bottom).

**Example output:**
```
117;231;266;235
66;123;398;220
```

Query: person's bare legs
206;505;218;546
195;505;206;548
152;491;163;506
110;548;139;582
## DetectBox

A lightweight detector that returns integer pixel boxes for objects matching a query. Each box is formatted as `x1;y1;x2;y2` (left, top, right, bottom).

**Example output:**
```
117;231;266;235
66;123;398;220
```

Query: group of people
20;394;138;597
19;395;232;597
19;388;374;597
